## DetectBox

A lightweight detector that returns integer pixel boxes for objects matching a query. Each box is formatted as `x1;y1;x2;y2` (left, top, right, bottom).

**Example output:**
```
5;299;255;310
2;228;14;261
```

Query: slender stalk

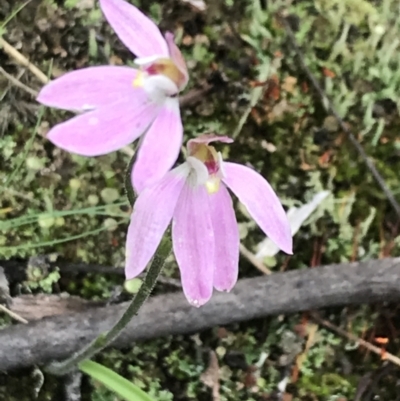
46;152;171;376
46;237;171;376
124;148;138;206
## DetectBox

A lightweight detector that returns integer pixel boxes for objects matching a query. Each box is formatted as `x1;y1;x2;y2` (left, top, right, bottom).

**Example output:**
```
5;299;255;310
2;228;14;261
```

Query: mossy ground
1;0;400;399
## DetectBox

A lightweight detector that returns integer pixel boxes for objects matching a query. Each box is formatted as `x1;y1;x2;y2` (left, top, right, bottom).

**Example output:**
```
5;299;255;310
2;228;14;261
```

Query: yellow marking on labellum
205;175;221;194
133;71;145;87
146;58;186;88
190;143;218;163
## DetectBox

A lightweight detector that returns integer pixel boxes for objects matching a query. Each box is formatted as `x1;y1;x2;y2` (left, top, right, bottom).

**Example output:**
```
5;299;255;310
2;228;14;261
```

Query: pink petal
47;99;160;156
172;184;215;306
223;162;293;254
209;184;239;292
99;0;168;58
164;32;189;89
125;165;189;279
132;98;183;193
37;66;140;111
186;156;209;187
187;134;233;155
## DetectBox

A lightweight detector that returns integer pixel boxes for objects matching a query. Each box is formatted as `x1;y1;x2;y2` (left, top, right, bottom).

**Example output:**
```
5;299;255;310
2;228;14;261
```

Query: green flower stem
45;238;171;376
124;146;138;206
46;151;170;376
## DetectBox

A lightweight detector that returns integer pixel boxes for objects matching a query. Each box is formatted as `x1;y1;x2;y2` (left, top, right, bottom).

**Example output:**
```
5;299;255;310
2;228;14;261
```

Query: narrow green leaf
79;360;155;401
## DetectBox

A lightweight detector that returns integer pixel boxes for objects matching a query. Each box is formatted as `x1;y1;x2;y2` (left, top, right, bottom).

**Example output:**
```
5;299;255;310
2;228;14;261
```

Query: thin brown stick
239;244;272;275
0;303;28;324
179;84;212;107
311;312;400;367
0;66;38;96
0;37;49;84
282;17;400;218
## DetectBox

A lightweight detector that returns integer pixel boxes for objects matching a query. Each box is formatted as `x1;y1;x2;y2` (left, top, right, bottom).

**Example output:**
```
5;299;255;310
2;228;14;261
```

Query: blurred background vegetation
1;0;400;399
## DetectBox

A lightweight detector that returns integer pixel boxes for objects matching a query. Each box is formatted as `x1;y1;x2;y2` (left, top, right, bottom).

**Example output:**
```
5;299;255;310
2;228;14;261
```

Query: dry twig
0;303;28;324
0;66;38;96
0;37;49;84
239;244;272;275
311;312;400;367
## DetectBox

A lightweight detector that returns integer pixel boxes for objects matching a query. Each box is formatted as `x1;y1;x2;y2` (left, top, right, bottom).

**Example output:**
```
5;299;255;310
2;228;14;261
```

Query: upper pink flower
125;135;293;306
37;0;189;192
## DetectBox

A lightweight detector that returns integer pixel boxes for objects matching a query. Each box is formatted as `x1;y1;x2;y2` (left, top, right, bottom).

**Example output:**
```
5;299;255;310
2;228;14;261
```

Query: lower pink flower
125;135;293;306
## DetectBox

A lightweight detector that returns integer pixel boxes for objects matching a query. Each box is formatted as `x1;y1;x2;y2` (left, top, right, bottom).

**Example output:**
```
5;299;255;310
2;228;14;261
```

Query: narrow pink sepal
125;166;188;279
164;32;189;90
209;184;239;292
132;98;183;193
187;134;233;155
37;66;139;111
172;184;215;307
47;99;160;156
223;162;293;254
99;0;168;58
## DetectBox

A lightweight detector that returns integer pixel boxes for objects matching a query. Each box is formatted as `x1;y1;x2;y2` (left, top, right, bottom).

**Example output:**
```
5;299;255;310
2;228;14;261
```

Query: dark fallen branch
0;257;124;285
0;257;182;289
0;257;399;372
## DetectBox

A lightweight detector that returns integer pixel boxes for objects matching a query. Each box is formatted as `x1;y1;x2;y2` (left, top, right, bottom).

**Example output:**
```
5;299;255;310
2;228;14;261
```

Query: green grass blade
0;0;31;30
0;225;111;252
79;360;156;401
0;201;128;230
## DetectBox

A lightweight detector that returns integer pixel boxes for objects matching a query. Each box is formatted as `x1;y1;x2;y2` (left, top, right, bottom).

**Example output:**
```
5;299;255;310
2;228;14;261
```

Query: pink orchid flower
37;0;188;192
125;135;292;306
